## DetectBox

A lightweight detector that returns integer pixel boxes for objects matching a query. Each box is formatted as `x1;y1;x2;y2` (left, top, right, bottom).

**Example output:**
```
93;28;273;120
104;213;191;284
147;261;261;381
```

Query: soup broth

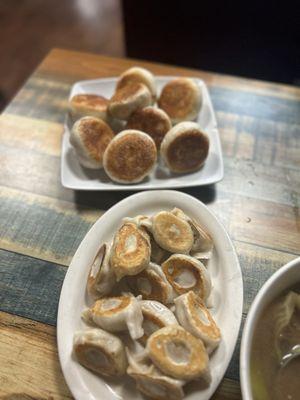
250;284;300;400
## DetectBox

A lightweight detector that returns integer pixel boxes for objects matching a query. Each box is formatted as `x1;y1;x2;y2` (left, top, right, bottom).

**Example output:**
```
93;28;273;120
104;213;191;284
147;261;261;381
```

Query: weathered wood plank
5;77;70;123
0;114;63;157
2;108;299;172
0;311;240;399
212;378;241;399
1;105;298;223
0;240;296;385
0;311;72;399
37;48;300;101
211;87;300;125
0;186;101;265
220;158;300;206
0;181;299;269
0;128;299;209
217;111;300;169
0;249;66;325
229;196;300;255
235;241;297;313
225;241;296;381
0;241;296;382
1;47;299;399
5;73;300;128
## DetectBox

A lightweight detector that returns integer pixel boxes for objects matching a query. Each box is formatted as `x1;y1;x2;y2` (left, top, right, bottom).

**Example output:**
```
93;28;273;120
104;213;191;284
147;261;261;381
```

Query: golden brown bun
70;116;115;169
116;67;157;102
160;122;209;173
108;82;151;120
103;130;157;183
126;106;172;149
158;78;202;123
69;94;109;121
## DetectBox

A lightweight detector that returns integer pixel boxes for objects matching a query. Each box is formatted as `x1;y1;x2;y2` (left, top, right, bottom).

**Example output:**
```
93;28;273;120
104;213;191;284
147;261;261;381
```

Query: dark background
0;0;299;111
123;0;299;84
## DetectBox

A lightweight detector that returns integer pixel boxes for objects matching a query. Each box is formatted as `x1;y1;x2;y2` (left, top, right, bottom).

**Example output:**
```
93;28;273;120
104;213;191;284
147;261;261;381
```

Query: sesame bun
108;82;152;120
69;94;109;121
116;67;157;102
103;130;157;183
126;106;172;150
70;116;114;169
158;78;202;124
160;122;209;173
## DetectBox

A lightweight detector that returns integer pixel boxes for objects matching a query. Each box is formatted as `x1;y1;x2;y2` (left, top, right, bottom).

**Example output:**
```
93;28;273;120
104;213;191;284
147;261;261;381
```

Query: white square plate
61;77;223;190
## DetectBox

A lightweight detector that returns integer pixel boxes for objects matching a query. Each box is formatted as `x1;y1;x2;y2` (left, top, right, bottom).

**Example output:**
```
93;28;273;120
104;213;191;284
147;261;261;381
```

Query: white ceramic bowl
240;256;300;399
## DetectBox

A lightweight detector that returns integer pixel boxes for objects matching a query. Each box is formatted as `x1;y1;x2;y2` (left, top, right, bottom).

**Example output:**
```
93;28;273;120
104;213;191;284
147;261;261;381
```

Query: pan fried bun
158;78;202;124
70;116;114;169
69;94;109;121
126;106;172;149
108;82;151;120
160;122;209;173
116;67;156;102
103;130;157;183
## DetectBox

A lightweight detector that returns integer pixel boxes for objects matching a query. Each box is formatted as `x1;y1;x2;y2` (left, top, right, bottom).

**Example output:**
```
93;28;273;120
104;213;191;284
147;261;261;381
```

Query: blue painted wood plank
0;249;66;326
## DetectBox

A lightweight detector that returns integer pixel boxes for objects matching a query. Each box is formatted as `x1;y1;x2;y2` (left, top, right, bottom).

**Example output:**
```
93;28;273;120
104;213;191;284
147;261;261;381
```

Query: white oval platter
57;190;243;400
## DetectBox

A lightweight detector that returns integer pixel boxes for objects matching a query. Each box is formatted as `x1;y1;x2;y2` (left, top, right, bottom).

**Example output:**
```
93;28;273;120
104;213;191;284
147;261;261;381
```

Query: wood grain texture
0;311;240;400
0;240;296;383
37;49;300;100
0;186;100;265
0;311;72;399
0;48;299;399
0;114;63;156
0;249;66;325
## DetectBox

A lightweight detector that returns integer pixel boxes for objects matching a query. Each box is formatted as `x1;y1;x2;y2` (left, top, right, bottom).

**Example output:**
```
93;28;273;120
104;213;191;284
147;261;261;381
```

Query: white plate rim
61;76;224;191
57;190;243;400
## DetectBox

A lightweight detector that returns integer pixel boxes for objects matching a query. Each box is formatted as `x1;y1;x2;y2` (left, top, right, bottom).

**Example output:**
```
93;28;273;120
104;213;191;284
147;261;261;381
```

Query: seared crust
70;116;115;169
161;122;209;173
70;94;109;121
174;291;221;353
103;130;157;183
126;106;172;149
92;296;131;316
151;211;194;254
116;66;157;101
73;328;128;376
158;78;202;123
162;254;211;300
147;325;209;381
110;221;151;280
108;82;152;120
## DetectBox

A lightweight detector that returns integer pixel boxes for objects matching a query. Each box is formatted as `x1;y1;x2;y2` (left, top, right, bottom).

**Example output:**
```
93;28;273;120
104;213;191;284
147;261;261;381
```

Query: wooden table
1;48;299;399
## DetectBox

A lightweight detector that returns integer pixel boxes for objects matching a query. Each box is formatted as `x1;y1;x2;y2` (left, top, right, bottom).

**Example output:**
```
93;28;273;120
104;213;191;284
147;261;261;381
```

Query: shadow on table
73;184;216;211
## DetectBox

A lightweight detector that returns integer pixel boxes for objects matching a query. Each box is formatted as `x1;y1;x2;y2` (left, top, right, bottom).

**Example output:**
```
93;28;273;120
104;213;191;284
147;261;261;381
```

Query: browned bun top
158;78;199;120
116;73;144;91
78;117;115;162
110;82;146;103
70;94;109;112
116;67;156;100
126;107;171;149
104;131;157;183
166;129;209;172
